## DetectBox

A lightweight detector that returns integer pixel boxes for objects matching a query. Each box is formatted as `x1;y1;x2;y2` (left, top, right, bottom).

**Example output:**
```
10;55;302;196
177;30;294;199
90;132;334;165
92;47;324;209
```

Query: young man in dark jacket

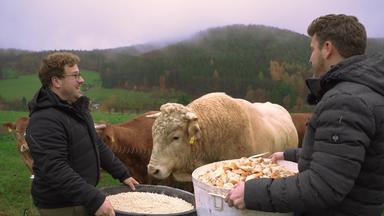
26;52;139;216
225;14;384;215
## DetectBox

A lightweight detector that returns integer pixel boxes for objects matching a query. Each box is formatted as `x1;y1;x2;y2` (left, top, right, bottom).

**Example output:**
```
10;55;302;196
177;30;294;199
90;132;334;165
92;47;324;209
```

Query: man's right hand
269;151;284;163
95;198;115;216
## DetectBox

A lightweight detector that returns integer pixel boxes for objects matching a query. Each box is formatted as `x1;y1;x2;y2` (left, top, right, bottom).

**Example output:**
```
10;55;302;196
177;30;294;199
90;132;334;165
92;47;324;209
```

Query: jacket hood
28;87;89;116
306;53;384;104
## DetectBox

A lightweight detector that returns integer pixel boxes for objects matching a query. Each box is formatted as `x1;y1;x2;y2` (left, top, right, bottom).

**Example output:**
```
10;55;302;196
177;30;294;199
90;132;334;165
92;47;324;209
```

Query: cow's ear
185;112;197;120
2;123;16;132
188;120;201;144
94;123;106;129
146;112;161;119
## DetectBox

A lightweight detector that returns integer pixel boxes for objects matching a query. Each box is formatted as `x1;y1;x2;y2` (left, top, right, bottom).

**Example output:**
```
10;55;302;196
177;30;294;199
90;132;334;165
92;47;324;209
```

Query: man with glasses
26;52;139;216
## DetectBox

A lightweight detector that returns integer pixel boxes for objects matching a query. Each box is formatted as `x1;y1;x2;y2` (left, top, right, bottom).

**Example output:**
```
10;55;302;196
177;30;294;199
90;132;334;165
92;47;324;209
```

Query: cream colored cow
147;92;298;182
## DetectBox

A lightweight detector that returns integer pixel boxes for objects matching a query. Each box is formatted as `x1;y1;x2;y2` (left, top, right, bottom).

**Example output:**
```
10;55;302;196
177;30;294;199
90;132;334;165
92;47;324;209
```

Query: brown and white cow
290;112;312;148
147;92;298;182
2;117;33;173
96;111;157;184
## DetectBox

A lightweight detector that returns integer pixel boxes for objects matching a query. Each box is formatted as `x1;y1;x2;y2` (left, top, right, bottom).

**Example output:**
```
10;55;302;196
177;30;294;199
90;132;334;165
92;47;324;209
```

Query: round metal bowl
100;184;196;216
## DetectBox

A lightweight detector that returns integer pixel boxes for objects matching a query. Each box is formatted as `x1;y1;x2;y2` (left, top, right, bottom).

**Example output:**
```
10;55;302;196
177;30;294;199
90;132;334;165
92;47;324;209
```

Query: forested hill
1;24;384;111
101;25;312;107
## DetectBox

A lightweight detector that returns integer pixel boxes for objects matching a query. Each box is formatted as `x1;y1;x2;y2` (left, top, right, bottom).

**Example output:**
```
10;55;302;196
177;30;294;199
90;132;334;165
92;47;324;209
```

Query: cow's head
3;117;30;152
147;103;201;180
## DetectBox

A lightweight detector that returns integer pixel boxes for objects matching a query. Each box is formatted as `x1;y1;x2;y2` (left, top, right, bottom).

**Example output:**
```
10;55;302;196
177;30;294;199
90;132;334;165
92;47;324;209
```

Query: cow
146;92;298;182
96;111;194;191
96;111;157;184
290;112;312;148
2;117;33;173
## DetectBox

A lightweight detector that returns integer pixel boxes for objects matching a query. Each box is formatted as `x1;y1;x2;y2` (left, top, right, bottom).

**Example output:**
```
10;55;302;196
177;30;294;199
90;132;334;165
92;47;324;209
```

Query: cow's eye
173;136;179;140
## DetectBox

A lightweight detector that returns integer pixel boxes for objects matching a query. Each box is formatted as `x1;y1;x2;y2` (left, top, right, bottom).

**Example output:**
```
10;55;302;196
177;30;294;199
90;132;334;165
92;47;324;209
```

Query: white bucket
192;159;294;216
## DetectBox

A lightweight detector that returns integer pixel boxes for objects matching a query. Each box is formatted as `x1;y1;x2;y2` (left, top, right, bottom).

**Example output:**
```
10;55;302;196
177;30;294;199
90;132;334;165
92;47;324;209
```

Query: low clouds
1;0;383;51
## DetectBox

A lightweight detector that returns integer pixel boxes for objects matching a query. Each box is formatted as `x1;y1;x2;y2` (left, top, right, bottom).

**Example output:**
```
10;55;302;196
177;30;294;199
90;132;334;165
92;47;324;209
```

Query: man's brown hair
307;14;367;58
38;52;80;87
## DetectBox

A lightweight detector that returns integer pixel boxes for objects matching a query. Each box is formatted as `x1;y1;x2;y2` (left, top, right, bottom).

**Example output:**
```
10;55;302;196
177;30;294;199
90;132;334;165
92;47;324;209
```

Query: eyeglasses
63;73;82;81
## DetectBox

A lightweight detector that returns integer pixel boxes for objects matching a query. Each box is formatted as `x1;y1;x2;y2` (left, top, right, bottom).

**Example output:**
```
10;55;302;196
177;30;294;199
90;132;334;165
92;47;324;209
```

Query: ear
187;120;201;145
322;41;334;59
3;123;16;132
94;123;106;129
185;112;197;120
146;112;161;119
51;76;62;88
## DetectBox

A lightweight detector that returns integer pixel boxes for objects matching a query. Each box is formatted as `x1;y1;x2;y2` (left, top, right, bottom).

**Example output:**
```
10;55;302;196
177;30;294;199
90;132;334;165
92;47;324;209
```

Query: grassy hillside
0;70;176;112
0;70;101;101
0;74;40;101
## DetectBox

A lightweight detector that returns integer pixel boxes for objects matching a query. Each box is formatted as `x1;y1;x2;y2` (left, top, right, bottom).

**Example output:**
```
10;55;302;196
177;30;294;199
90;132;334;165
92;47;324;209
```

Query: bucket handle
208;193;226;211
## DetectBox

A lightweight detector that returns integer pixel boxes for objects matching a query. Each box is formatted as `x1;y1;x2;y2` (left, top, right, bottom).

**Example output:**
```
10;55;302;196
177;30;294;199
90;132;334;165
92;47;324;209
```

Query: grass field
0;70;185;112
0;70;100;102
0;110;138;216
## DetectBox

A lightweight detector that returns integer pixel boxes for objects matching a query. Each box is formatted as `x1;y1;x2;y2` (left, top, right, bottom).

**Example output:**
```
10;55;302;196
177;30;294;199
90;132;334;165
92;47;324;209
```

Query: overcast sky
1;0;383;51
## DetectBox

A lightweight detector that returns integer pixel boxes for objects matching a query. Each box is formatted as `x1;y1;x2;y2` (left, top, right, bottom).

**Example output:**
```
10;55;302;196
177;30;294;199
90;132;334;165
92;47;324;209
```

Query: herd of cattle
2;93;312;191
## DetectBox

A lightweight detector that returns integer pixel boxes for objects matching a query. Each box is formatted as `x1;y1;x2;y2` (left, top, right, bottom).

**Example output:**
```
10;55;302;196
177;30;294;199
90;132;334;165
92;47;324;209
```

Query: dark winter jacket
244;54;384;215
26;87;130;215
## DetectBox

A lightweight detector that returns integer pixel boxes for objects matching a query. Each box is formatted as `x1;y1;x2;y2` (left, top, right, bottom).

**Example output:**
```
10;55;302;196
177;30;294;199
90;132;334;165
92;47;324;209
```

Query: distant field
0;110;137;125
0;110;140;216
0;70;101;101
0;70;179;111
0;74;40;101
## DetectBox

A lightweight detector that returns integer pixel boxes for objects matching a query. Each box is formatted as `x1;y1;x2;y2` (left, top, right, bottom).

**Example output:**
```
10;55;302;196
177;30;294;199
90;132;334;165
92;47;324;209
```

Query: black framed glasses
63;73;82;81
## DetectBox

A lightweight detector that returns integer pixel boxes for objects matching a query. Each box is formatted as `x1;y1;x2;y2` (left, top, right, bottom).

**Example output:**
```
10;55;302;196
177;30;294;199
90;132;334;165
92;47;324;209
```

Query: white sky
1;0;383;51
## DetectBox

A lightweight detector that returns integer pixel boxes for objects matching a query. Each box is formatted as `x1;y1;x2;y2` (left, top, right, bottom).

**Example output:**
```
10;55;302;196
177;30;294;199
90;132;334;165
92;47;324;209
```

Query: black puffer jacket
26;87;130;215
244;54;384;215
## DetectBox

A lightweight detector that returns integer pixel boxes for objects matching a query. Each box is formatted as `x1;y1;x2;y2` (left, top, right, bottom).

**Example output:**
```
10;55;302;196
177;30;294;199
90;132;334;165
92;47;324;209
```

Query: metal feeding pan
100;184;196;216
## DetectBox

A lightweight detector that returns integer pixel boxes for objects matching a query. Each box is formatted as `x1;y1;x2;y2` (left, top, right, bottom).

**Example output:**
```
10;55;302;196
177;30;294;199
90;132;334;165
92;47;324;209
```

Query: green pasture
0;69;182;112
0;70;101;102
0;110;140;216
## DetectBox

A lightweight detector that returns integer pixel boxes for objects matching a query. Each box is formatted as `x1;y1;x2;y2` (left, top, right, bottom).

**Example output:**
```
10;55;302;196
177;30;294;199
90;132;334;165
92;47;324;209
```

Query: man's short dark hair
38;52;80;87
307;14;367;58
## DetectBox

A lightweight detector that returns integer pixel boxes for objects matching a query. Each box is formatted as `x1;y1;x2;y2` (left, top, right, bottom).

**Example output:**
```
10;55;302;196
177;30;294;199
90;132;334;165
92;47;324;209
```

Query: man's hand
123;177;139;190
95;198;115;216
269;151;284;163
224;181;246;209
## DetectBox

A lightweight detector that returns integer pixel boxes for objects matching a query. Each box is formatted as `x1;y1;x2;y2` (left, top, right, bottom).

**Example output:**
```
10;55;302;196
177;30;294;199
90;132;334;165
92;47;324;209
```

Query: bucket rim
100;184;196;216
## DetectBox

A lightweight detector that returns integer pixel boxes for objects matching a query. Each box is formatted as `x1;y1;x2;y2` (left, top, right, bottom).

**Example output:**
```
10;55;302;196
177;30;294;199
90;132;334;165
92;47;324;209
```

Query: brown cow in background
2;117;33;173
95;111;191;190
290;112;312;148
96;111;157;184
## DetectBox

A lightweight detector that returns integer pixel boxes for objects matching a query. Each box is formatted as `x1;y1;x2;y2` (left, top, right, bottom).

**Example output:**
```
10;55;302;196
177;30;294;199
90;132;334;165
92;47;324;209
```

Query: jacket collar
305;55;367;105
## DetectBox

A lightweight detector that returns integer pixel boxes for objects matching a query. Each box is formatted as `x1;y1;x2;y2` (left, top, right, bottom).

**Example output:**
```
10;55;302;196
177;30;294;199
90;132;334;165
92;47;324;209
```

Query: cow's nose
147;164;160;176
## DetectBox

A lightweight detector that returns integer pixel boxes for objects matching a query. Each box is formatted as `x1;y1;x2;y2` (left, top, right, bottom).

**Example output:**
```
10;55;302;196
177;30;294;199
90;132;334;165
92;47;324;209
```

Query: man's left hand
224;181;246;209
123;177;139;190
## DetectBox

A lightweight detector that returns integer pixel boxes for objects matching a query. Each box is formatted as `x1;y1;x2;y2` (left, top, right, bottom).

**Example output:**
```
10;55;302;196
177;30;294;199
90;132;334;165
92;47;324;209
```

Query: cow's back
188;93;256;160
236;100;298;154
188;93;297;160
